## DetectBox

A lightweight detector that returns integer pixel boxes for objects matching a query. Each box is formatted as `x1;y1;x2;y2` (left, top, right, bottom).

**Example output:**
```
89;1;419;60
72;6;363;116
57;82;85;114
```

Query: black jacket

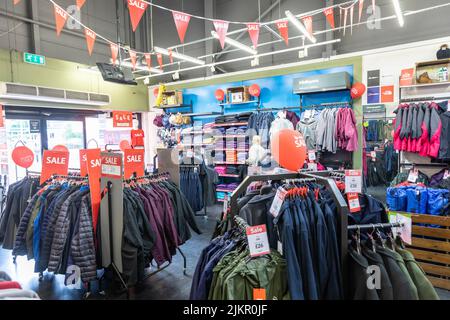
348;247;379;300
362;247;394;300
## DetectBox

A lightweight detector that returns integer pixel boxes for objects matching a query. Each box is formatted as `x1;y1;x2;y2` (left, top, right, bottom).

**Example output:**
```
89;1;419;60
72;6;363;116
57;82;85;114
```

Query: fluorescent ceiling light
211;31;258;55
121;61;163;74
392;0;405;27
154;46;205;66
285;10;317;43
263;25;284;41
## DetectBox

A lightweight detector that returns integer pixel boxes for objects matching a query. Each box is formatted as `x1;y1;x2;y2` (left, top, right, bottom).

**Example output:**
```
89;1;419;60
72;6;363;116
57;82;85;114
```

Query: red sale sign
124;148;145;179
112;111;133;128
127;0;149;32
247;23;260;49
246;224;270;257
40;150;69;185
85;27;97;56
213;20;229;49
53;3;68;37
276;21;289;46
172;11;191;43
101;154;122;178
86;149;102;232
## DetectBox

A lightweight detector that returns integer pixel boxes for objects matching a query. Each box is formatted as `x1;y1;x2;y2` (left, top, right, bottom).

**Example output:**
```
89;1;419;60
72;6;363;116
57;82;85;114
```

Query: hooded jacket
438;110;450;160
296;116;318;150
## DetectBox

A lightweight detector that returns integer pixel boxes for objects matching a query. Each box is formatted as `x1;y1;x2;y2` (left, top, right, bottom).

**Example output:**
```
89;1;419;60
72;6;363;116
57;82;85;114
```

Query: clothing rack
399;96;450;103
348;222;404;231
180;163;207;217
300;101;351;113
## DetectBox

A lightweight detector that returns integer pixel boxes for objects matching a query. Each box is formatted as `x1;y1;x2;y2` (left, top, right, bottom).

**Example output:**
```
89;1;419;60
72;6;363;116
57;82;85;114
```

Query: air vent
38;87;65;99
66;90;89;101
89;93;110;103
5;83;37;96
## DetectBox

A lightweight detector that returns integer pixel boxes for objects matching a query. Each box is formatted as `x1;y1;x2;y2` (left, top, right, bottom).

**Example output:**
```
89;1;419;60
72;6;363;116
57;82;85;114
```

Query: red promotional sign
172;11;191;43
127;0;149;32
53;3;68;37
12;146;34;169
129;50;137;70
381;85;394;103
53;145;69;153
110;43;119;65
131;129;145;147
247;23;260;49
85;28;97;56
124;148;145;178
324;7;335;29
157;53;163;69
302;16;313;36
347;193;361;213
86;149;102;232
249;84;261;97
101;153;122;178
213;20;229;49
119;140;131;151
79;149;99;177
276;21;289;46
400;68;415;86
76;0;86;10
145;53;152;71
40;150;69;185
359;0;365;22
112;111;133;128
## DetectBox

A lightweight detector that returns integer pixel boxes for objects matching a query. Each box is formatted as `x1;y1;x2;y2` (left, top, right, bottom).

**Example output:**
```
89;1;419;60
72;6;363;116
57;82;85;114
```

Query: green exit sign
23;52;46;66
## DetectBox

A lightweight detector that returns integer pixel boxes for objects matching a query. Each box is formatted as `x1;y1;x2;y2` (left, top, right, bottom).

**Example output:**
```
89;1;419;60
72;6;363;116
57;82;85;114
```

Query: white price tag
307;162;318;171
345;170;362;194
246;224;271;257
101;164;121;177
407;169;418;183
270;187;287;217
444;170;449;180
390;212;412;245
370;151;377;160
308;150;316;161
277;241;283;255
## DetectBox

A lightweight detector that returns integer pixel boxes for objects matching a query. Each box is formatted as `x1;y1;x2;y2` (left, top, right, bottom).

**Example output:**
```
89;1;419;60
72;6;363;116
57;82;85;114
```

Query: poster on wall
400;68;415;86
367;87;380;104
381;85;395;103
367;70;380;87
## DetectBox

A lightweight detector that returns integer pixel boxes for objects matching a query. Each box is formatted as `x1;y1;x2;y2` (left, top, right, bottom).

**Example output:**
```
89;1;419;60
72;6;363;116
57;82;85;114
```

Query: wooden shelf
153;103;192;109
219;100;259;107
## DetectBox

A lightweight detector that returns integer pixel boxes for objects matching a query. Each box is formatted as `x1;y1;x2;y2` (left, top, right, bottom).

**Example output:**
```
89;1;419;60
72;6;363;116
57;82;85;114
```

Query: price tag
345;170;362;193
223;194;229;213
270;187;287;217
389;212;412;245
253;288;266;300
246;224;271;257
308;150;316;161
307;162;318;171
407;169;418;183
370;151;377;160
347;193;361;213
444;170;449;180
277;241;283;255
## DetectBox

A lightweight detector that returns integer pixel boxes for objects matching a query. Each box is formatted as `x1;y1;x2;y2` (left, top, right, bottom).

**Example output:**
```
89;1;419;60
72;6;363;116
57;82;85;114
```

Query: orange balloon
271;129;307;172
119;140;131;151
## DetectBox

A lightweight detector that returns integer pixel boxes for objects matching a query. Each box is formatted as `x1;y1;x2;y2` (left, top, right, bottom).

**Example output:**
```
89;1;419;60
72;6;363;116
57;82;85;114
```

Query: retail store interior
0;0;449;302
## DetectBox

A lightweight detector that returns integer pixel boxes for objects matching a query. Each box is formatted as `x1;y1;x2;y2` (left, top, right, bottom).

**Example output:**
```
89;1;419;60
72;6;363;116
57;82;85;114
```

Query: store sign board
112;111;133;128
400;68;415;86
293;72;351;94
24;52;46;66
29;120;40;133
367;70;380;87
367;87;380;104
40;150;69;185
345;170;362;194
363;104;385;114
381;85;395;103
123;148;145;179
101;153;122;178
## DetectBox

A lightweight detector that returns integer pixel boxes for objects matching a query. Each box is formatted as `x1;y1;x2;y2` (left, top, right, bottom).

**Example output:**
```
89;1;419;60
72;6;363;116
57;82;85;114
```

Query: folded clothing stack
237;151;247;162
217;183;239;191
183;135;193;145
225;166;238;175
215;166;227;175
214;152;225;162
237;112;253;122
237;141;249;150
215;114;240;124
193;135;203;144
225;150;237;163
216;191;227;200
225;127;237;135
226;140;238;149
215;139;225;149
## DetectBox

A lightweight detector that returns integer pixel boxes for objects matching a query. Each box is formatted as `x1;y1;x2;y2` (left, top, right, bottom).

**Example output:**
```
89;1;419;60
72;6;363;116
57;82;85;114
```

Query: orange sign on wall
112;111;133;128
381;85;395;103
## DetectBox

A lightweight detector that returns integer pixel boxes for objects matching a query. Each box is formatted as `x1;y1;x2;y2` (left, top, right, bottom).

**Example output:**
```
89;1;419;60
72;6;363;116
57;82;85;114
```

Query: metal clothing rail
348;222;404;231
400;96;450;103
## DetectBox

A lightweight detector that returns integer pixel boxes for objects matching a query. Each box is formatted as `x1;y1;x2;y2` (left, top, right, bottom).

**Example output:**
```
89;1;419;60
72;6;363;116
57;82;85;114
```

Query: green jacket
395;247;440;300
386;247;419;300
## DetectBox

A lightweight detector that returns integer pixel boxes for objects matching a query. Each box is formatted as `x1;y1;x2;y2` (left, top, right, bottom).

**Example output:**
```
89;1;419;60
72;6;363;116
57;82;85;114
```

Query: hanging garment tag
407;169;418;183
389;212;412;245
223;194;229;213
444;170;449;180
371;151;377;161
246;224;271;257
308;162;318;171
277;241;283;255
345;170;362;193
270;187;287;217
308;150;316;161
253;288;266;300
347;192;361;213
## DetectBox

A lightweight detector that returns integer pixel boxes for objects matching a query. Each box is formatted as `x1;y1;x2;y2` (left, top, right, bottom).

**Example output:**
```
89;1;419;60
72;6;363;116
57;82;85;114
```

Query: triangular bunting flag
324;7;335;29
172;11;191;43
129;50;137;70
168;49;173;64
110;43;119;65
359;0;365;22
213;20;229;49
76;0;86;10
302;16;313;36
127;0;149;32
84;28;96;56
145;53;152;71
53;3;68;37
157;53;163;69
246;23;260;49
276;21;289;46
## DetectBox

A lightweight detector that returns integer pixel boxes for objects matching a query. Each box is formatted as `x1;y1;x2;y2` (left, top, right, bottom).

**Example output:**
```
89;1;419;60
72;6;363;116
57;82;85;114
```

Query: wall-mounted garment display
180;166;204;212
248;112;275;149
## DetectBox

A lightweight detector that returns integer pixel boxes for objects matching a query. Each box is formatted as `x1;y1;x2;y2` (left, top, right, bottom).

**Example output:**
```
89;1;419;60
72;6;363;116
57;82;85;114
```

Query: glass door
46;120;85;169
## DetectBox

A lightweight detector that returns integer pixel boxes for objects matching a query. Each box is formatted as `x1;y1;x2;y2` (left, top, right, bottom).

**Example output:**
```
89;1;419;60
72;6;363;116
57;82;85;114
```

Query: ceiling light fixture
154;46;205;65
285;10;317;43
211;31;258;55
121;61;163;74
392;0;405;27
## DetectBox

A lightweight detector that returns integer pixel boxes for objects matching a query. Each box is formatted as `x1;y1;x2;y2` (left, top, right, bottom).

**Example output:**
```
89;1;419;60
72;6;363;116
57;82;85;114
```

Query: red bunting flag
110;43;119;65
129;50;137;70
276;21;289;46
372;0;376;12
127;0;149;32
246;23;260;49
53;3;68;37
172;11;191;43
84;28;96;56
168;49;174;63
13;0;21;5
302;16;313;36
85;148;102;232
145;53;152;71
324;7;335;29
359;0;365;22
213;20;229;49
76;0;86;10
157;53;163;69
